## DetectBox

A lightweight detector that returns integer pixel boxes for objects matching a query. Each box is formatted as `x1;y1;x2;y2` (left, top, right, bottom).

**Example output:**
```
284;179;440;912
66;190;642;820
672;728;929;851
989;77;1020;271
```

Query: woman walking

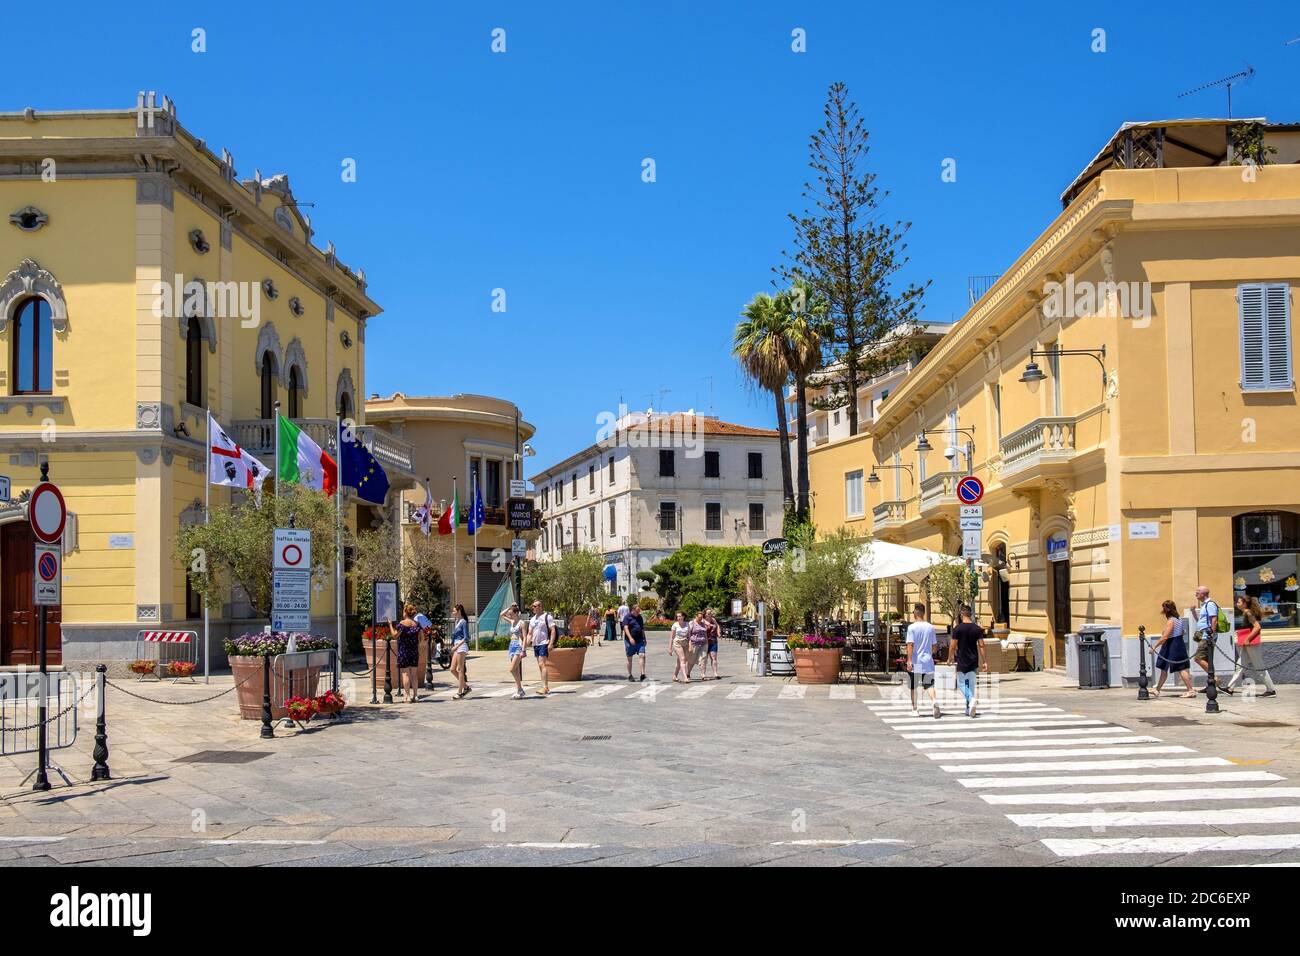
1224;594;1278;697
1151;599;1195;699
669;611;692;682
450;604;472;699
686;610;709;681
505;603;528;699
604;605;618;643
387;603;424;702
702;608;721;680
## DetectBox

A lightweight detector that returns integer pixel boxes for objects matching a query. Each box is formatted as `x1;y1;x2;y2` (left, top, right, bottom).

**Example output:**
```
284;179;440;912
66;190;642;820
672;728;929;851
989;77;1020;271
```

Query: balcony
872;500;908;532
918;471;960;517
998;416;1077;485
228;418;417;481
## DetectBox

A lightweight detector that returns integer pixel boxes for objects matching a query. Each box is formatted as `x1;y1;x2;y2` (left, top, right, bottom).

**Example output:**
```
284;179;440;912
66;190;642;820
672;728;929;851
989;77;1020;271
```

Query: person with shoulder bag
1223;594;1277;696
1191;585;1228;692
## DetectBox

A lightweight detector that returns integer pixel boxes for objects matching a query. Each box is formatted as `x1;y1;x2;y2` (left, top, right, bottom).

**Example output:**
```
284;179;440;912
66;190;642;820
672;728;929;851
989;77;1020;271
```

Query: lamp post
916;426;977;475
1020;345;1108;391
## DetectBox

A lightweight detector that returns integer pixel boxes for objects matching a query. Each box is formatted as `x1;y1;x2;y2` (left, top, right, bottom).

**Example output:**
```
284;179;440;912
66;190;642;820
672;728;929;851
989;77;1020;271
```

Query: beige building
364;393;536;613
533;412;785;595
806;118;1300;674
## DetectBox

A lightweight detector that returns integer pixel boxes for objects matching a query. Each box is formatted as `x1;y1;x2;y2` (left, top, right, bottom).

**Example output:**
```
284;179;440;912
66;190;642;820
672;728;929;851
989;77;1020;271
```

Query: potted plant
315;688;347;716
361;624;428;683
129;659;157;680
225;633;333;720
788;633;846;684
166;660;197;681
546;634;590;682
284;695;317;724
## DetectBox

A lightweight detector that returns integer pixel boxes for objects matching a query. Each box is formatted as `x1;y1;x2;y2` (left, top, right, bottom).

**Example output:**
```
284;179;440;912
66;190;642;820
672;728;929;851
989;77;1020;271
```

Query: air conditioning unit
1239;513;1280;549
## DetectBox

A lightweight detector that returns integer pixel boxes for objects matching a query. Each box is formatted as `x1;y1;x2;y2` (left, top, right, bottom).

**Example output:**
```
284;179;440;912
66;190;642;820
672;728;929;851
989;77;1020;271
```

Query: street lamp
1020;345;1108;391
867;462;915;488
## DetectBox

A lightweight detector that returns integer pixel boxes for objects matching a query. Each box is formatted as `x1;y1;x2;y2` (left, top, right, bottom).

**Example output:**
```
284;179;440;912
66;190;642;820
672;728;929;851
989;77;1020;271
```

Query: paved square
2;638;1298;866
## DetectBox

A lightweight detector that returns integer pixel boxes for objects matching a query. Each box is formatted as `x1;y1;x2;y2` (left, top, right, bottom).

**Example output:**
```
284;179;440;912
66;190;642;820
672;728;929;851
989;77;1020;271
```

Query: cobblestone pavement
2;637;1298;866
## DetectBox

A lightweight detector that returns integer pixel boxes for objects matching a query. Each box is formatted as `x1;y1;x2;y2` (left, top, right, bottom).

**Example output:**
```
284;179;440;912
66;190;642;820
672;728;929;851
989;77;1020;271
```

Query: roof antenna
1177;64;1255;118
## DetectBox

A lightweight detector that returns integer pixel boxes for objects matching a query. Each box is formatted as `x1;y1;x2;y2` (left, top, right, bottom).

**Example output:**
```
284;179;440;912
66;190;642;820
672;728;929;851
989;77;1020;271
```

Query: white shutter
1239;284;1267;389
1264;283;1292;390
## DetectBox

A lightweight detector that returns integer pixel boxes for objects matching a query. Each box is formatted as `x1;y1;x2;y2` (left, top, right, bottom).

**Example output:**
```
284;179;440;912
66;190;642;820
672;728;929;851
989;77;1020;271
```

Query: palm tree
776;281;825;523
734;293;795;519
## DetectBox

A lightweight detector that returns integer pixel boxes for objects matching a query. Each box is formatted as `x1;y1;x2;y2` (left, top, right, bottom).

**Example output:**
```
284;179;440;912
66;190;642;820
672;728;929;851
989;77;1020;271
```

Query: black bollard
425;634;434;689
370;634;378;704
260;654;274;738
1136;625;1149;701
383;637;393;703
1204;631;1220;714
90;664;111;781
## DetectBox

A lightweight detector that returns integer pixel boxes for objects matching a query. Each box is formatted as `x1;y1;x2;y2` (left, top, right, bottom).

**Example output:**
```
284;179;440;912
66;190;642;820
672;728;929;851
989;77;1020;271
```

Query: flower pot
363;634;429;680
545;646;587;683
792;647;842;684
229;656;322;720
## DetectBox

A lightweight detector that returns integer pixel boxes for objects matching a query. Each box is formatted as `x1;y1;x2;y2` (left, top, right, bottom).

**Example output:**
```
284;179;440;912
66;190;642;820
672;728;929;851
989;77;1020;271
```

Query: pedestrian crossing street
864;696;1300;864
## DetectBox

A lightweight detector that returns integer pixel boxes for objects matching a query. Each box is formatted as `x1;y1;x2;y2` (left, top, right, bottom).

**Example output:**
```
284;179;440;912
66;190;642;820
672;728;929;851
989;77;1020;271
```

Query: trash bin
1076;626;1109;689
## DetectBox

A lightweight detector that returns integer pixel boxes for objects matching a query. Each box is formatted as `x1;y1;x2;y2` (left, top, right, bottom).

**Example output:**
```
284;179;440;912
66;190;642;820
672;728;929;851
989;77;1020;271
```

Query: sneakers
639;674;647;682
910;709;920;718
513;690;526;700
627;675;636;682
933;704;941;719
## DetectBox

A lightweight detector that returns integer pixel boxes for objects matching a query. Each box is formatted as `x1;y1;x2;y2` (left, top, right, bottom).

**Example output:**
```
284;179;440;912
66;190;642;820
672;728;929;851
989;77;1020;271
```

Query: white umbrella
854;540;974;583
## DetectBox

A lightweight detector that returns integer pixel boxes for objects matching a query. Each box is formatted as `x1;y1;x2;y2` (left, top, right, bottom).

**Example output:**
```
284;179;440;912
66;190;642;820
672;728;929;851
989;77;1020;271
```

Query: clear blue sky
11;1;1299;466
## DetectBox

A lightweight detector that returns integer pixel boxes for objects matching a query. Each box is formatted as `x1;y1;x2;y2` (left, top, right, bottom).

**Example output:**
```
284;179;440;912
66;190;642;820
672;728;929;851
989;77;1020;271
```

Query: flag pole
472;474;480;652
451;475;458;628
273;400;281;500
204;412;211;685
335;411;344;685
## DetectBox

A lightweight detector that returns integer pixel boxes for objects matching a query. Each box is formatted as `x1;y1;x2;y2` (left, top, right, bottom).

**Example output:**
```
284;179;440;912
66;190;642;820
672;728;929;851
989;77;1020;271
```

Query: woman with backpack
1151;599;1195;699
1223;594;1278;697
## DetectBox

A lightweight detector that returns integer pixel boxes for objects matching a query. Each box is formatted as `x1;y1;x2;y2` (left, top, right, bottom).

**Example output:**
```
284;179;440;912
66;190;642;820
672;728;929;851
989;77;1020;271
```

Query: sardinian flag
208;411;269;498
412;481;434;536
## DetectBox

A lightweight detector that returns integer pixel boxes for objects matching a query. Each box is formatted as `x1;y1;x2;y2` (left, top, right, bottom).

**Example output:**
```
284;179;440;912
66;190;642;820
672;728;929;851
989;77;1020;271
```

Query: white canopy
855;540;970;584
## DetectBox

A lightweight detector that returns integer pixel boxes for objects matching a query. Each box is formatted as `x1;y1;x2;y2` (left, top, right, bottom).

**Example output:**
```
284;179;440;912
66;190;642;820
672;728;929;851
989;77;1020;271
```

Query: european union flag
340;432;390;504
468;481;486;535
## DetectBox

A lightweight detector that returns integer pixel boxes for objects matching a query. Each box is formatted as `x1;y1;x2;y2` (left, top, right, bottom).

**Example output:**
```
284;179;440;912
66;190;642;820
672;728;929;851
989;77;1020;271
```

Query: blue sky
10;1;1299;466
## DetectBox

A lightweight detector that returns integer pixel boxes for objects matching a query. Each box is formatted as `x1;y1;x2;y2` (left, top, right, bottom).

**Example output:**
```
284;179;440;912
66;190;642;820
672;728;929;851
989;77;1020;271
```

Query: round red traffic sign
956;476;985;505
281;544;303;567
38;551;58;581
29;482;67;544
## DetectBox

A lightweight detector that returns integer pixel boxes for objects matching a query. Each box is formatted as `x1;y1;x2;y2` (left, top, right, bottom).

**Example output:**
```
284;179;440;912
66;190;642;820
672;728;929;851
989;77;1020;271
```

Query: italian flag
277;414;337;495
437;486;458;535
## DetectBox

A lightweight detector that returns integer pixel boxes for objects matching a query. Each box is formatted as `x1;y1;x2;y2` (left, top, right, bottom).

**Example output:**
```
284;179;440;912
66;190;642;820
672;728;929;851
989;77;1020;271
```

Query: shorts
626;639;646;657
533;644;549;658
1193;637;1215;663
508;640;524;660
707;640;718;653
907;671;935;689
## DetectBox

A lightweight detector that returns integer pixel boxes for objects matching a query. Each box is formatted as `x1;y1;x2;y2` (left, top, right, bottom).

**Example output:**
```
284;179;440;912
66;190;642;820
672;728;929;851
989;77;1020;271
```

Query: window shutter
1239;285;1265;389
1265;284;1292;390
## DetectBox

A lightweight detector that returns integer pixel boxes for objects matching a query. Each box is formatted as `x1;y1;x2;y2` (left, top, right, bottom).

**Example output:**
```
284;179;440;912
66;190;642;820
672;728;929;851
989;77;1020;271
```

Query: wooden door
2;522;61;665
1050;558;1071;662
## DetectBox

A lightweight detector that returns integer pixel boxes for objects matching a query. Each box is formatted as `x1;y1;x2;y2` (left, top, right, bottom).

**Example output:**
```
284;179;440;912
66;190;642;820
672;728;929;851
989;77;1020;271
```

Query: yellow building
365;393;536;614
807;118;1300;672
0;99;416;666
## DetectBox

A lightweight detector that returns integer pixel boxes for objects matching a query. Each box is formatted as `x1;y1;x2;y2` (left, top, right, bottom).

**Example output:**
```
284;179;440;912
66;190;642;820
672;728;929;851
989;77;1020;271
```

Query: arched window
337;389;352;422
287;365;302;419
185;316;204;407
990;542;1011;625
1232;511;1300;628
12;297;52;395
260;352;277;419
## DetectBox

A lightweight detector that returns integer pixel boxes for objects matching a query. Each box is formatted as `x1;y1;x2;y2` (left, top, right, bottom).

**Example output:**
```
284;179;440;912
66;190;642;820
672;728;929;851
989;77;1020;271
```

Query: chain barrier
1143;631;1300;673
104;669;258;706
0;678;95;734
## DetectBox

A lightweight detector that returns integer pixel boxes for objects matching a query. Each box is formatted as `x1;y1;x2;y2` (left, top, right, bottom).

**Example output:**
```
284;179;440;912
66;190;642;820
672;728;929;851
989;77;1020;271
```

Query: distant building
532;412;784;596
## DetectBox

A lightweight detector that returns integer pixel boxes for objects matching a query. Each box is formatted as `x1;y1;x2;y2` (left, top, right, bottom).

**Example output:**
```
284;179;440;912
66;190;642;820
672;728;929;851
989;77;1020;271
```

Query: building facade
533;413;785;595
0;100;416;665
806;119;1300;671
364;392;536;614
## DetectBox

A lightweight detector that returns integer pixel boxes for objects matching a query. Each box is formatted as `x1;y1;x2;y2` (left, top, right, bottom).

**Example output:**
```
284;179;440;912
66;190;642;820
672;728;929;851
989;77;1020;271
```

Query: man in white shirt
529;600;556;697
1192;585;1221;693
617;599;630;624
905;603;940;719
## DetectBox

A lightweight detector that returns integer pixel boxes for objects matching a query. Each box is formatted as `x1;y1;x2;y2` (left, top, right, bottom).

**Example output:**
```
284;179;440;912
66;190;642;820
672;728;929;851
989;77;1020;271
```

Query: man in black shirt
951;605;987;717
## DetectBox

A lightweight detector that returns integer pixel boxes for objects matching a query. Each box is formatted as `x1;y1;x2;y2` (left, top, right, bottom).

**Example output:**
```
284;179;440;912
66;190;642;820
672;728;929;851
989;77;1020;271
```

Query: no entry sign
956;476;985;505
273;528;311;570
29;481;67;544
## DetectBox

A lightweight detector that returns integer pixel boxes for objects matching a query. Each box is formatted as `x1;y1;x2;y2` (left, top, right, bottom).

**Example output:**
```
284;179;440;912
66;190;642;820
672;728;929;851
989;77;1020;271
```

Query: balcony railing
228;418;416;478
998;416;1077;481
919;472;960;514
872;500;908;530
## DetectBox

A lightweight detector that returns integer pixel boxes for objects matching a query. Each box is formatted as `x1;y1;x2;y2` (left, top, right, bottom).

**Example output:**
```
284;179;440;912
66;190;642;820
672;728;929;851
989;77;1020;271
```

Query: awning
854;540;973;583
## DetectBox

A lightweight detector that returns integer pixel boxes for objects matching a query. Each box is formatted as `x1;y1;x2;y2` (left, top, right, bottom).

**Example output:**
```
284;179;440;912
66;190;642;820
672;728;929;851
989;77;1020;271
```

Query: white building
532;412;785;595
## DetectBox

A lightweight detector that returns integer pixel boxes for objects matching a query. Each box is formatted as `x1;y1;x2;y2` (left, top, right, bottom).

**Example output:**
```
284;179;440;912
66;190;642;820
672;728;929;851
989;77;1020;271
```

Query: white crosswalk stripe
625;682;671;701
983;787;1300;806
581;683;626;698
778;685;806;700
828;685;856;700
924;745;1193;761
864;690;1300;864
677;683;716;700
727;684;759;699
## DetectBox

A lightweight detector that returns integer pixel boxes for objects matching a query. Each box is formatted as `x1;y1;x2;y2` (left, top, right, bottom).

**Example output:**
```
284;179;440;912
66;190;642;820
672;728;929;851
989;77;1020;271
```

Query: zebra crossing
865;696;1300;864
425;679;876;703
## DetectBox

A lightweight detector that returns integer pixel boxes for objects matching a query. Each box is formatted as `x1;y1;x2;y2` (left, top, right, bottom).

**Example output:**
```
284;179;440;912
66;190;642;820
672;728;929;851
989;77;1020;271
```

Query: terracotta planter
792;647;843;684
546;645;587;682
229;656;322;720
362;635;428;681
